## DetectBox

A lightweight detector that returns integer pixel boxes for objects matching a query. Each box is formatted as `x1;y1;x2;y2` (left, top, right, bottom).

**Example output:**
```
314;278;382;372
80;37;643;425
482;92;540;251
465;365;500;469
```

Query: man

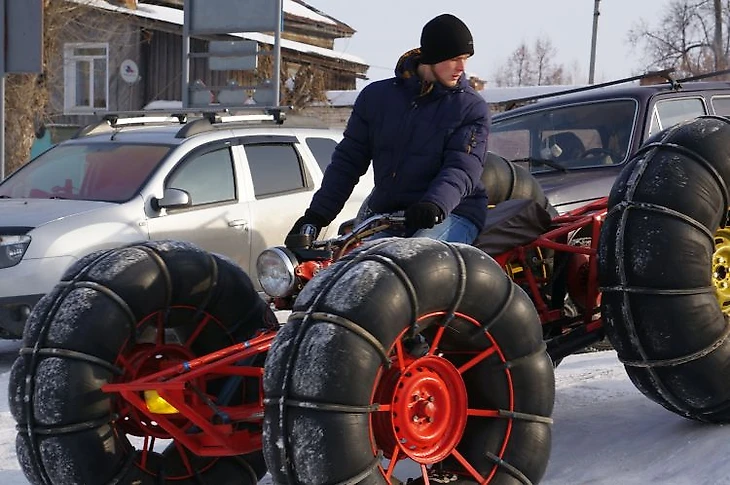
288;13;490;244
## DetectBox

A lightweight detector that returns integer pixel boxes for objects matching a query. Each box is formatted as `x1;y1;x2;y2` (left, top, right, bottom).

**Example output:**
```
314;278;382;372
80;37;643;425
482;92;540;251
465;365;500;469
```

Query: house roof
287;0;355;35
68;0;367;67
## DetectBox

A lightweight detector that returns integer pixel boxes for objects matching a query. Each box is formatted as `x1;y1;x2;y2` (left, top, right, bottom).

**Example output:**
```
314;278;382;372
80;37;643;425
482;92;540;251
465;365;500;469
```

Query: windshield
489;99;637;173
0;142;172;202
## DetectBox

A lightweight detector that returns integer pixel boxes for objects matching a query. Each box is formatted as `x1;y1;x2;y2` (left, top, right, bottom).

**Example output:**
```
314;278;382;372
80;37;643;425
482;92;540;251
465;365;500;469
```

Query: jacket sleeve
307;87;374;224
420;97;490;216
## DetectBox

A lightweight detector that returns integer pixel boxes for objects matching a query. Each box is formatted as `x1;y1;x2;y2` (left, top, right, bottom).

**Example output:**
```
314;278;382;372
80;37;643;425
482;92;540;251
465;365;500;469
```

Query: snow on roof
325;90;359;107
67;0;366;66
143;100;183;110
237;32;365;65
284;0;336;26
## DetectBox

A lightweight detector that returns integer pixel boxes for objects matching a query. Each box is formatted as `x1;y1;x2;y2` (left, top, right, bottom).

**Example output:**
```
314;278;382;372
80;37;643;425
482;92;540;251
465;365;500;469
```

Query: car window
244;143;307;198
0;143;170;201
305;137;338;172
167;146;236;206
711;95;730;116
648;97;706;136
490;99;636;171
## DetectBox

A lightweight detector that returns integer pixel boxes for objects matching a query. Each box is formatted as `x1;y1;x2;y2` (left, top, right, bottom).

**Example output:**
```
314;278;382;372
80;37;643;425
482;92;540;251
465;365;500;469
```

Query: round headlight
256;247;298;298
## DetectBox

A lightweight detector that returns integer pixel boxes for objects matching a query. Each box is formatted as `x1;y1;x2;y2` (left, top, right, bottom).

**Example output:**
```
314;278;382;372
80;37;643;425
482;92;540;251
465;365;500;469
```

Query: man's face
430;54;470;87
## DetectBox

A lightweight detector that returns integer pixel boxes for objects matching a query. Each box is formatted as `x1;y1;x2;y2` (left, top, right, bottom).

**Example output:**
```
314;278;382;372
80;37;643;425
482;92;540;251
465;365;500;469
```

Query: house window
64;43;109;113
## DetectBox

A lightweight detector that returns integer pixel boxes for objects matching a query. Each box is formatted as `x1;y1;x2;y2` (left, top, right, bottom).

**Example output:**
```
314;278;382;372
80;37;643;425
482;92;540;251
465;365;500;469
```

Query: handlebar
301;223;319;237
309;212;406;250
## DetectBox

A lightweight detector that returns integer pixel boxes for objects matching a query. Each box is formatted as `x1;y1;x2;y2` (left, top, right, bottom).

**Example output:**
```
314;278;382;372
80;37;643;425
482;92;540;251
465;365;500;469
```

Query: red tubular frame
493;197;607;332
100;197;610;466
102;331;276;457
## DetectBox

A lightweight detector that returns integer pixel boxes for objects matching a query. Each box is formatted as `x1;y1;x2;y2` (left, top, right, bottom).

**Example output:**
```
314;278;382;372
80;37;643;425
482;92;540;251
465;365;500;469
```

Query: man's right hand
405;202;443;230
287;209;329;244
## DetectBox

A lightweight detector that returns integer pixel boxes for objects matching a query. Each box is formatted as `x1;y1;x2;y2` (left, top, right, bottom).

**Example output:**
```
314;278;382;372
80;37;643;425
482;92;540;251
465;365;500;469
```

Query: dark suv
488;70;730;213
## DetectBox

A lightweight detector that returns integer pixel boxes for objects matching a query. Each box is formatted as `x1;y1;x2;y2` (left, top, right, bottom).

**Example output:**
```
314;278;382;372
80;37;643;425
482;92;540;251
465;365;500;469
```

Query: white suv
0;111;373;337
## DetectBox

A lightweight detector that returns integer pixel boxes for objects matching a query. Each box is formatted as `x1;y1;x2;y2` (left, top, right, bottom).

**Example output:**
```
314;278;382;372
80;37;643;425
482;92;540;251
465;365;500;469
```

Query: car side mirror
151;188;191;211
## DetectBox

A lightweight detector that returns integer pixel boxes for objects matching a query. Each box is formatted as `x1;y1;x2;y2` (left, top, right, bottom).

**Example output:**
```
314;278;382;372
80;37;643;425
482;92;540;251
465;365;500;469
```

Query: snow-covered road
1;339;729;485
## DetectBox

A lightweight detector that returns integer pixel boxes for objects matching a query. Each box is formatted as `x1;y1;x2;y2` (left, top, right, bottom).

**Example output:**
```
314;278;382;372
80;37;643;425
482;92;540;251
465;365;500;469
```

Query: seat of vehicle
546;132;586;161
473;198;552;256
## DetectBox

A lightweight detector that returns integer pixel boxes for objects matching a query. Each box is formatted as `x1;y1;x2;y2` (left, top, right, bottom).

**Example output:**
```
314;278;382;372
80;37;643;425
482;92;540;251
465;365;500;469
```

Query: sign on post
0;0;43;181
5;0;43;74
182;0;283;110
187;0;278;34
209;41;258;71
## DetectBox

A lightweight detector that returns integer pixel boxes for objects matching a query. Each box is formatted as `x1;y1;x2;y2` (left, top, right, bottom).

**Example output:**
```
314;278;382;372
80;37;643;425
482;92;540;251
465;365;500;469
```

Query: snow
322;259;386;312
3;339;730;484
283;0;336;26
67;0;366;65
143;100;183;110
323;90;360;107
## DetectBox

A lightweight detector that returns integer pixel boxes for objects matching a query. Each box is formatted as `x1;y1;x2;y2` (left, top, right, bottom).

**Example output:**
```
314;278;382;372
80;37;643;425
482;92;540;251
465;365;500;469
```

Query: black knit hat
419;14;474;65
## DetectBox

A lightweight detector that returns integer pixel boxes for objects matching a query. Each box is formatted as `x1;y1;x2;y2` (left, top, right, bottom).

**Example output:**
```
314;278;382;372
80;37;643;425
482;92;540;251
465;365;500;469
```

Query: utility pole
588;0;601;84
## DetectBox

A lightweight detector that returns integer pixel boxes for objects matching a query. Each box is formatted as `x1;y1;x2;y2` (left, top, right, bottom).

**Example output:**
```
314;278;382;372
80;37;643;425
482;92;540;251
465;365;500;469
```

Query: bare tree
493;37;572;87
629;0;729;77
533;37;557;85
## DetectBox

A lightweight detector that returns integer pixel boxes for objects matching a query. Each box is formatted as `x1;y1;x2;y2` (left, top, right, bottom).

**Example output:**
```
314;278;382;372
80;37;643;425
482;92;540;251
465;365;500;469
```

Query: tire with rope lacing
8;240;274;484
599;115;730;422
263;237;555;484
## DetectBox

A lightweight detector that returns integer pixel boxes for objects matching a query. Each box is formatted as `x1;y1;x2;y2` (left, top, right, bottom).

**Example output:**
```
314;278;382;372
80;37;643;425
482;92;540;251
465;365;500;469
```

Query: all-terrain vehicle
8;115;730;484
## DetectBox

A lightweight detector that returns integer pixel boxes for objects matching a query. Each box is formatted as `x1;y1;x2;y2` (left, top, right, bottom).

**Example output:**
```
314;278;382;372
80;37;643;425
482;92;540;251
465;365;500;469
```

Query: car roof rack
72;106;290;139
674;67;730;83
498;68;678;111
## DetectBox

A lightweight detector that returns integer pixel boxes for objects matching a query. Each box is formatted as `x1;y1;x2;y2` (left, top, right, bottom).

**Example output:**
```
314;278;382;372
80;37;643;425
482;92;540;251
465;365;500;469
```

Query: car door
235;135;319;272
146;139;252;269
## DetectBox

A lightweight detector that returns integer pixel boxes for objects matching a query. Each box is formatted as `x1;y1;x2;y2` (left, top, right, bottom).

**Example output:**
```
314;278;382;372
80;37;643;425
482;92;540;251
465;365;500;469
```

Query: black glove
287;208;328;239
405;202;443;230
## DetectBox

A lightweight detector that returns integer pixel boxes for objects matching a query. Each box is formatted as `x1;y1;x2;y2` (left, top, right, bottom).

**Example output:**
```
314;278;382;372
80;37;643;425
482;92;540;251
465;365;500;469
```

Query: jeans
413;213;479;244
367;213;479;245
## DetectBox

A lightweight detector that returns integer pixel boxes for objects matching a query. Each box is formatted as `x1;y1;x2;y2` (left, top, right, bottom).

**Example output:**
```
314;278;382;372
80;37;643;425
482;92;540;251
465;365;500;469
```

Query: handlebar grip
301;224;318;237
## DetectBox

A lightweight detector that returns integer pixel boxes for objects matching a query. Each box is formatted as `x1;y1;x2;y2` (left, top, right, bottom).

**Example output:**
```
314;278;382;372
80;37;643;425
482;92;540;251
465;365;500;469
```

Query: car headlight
0;235;30;269
256;247;298;298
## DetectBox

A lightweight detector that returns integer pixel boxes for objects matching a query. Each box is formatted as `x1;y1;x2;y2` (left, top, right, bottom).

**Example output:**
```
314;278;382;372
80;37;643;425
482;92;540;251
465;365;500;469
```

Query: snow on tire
8;240;273;485
263;237;555;484
599;115;730;423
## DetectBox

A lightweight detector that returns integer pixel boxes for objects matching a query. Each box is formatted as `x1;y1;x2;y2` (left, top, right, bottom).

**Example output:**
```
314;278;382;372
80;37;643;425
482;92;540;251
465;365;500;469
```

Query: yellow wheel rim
713;228;730;315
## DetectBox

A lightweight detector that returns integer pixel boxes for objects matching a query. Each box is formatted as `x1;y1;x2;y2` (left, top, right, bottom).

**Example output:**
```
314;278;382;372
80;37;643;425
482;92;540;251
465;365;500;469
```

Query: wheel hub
713;228;730;315
114;343;198;438
376;355;468;464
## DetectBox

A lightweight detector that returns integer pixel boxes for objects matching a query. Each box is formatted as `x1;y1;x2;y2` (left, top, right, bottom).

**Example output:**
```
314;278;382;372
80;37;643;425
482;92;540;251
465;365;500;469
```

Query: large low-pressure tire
599;115;730;423
8;240;274;485
263;237;555;484
481;151;553;213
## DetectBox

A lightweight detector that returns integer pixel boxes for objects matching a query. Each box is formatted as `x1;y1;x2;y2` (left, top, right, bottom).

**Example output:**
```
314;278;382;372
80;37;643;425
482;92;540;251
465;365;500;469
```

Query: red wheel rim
390;355;468;463
371;311;517;484
109;305;235;480
115;343;199;439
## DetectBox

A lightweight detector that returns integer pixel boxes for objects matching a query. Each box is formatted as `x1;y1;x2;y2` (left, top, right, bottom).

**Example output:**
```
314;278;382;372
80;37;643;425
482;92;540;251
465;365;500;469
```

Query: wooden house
49;0;369;126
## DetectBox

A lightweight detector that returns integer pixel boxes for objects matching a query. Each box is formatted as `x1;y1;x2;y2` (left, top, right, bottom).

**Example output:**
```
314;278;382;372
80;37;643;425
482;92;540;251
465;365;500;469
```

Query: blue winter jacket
309;49;490;231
